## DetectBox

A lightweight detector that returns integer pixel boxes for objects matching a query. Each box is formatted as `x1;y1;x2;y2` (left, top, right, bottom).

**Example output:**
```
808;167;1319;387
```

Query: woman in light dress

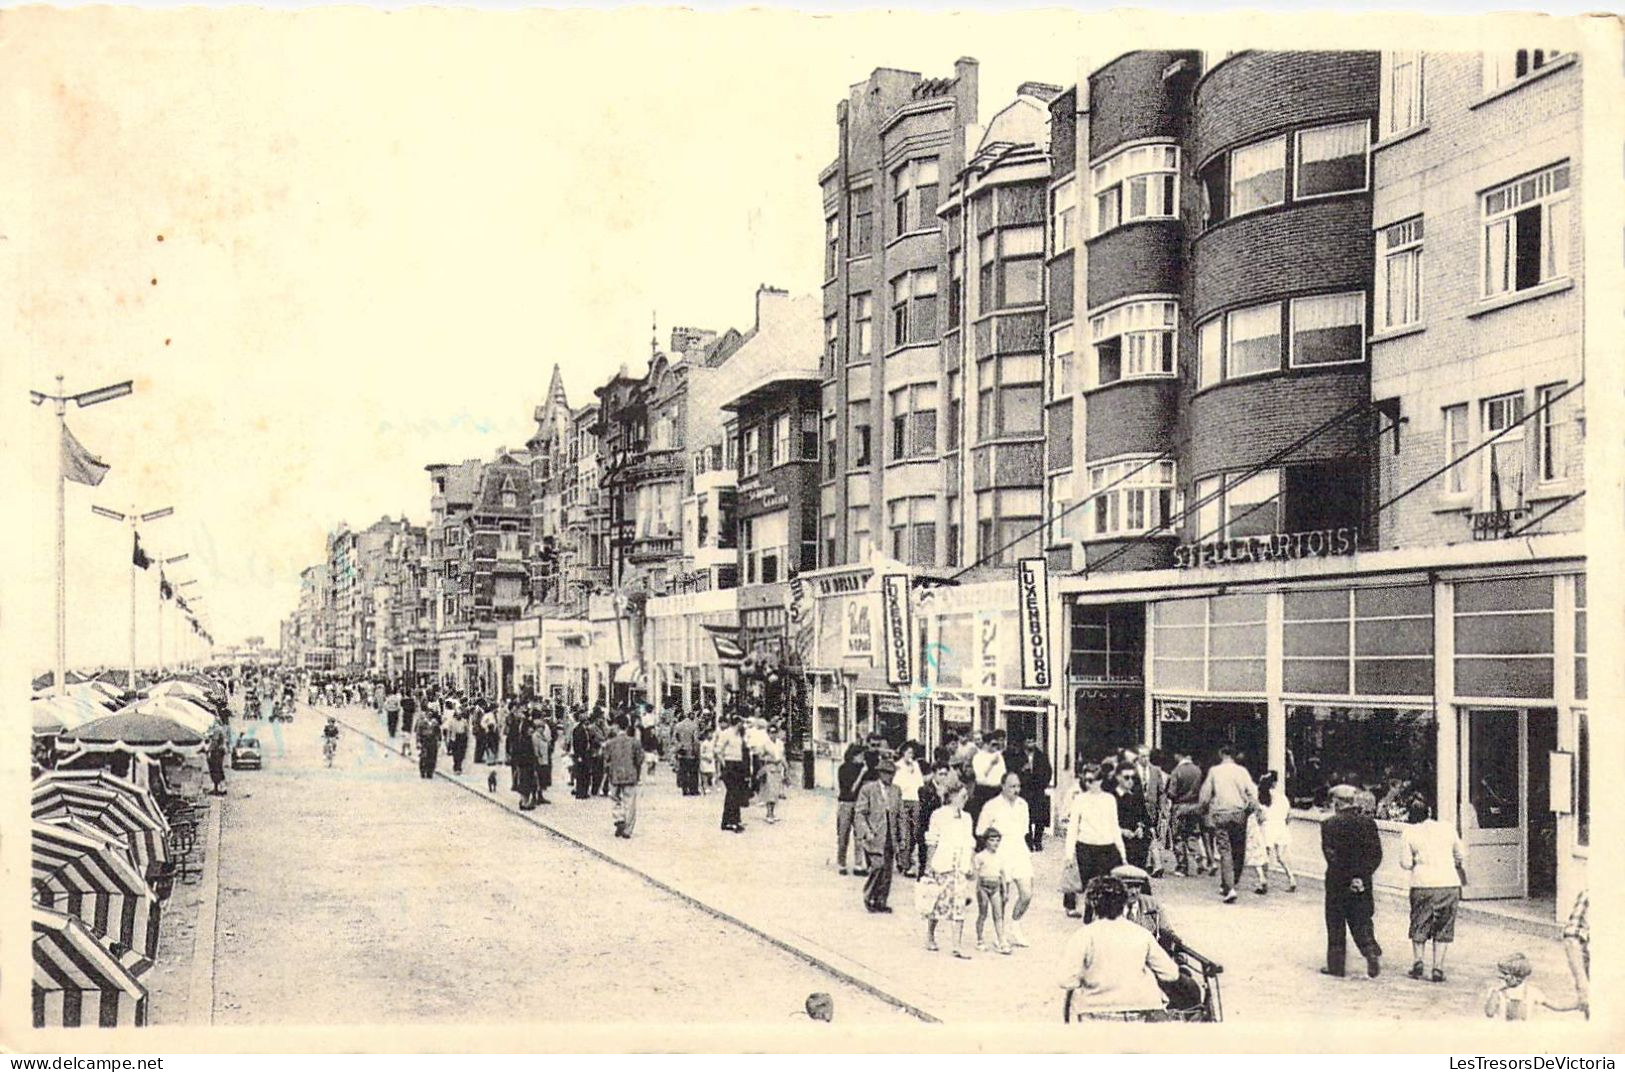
923;782;976;959
1247;770;1297;894
758;726;787;824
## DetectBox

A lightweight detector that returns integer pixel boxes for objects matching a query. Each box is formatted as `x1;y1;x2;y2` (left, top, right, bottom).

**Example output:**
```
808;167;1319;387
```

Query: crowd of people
272;672;1589;1023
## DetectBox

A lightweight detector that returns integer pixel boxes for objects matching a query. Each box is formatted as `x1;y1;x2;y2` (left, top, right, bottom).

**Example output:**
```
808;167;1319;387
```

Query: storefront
540;617;594;708
1059;533;1587;918
646;587;740;716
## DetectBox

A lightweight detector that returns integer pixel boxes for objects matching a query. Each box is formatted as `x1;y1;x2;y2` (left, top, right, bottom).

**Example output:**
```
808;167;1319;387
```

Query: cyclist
322;716;340;768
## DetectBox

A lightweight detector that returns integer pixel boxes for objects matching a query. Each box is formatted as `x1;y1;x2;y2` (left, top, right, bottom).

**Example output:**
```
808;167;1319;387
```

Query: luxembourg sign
1016;557;1052;690
881;574;912;686
1173;527;1357;569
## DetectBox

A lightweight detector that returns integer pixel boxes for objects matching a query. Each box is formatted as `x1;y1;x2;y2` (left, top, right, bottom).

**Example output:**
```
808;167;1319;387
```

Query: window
849;400;872;468
947;249;964;325
849;505;873;562
890;269;938;346
1482;163;1570;297
981;226;1044;312
1285;705;1437;813
1197;318;1223;390
945;371;962;452
499;530;520;558
723;433;737;470
892;158;940;235
945;496;960;568
823;415;838;478
1089;300;1176;386
1050;324;1075;400
1229;136;1286;215
1282;584;1434;698
1091;143;1179;235
1576;710;1589;845
821;514;837;566
976;488;1042;566
888;497;938;567
801;412;820;461
849;189;873;256
1226;302;1284;379
1483;50;1570;93
501;491;518;509
1294;121;1369;199
742;511;789;586
1481;392;1527;510
824;314;839;368
1194;469;1281;541
773;413;791;469
742;426;760;477
1378;217;1423;330
824;214;840;279
1087;458;1176;538
1051;179;1077;254
1443;403;1470;495
1536;382;1575;484
976;352;1043;439
852;294;874;357
1048;472;1073;544
1454;575;1554;699
1289;292;1365;367
888;383;938;461
1381;51;1425;137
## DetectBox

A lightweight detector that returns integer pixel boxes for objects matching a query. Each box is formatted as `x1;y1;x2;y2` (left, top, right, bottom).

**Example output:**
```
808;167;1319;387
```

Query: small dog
487;770;499;793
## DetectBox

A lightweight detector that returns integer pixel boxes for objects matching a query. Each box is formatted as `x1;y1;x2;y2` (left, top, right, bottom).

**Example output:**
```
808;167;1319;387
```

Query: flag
133;532;151;570
160;572;174;601
61;423;110;486
702;623;745;664
175;594;190;614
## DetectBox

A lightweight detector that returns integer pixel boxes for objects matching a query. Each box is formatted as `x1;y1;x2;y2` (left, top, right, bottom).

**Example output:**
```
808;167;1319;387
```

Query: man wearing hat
854;754;903;912
1320;783;1385;977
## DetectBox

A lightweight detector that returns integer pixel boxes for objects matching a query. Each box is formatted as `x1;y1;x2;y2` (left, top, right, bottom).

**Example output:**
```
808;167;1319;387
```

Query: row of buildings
283;48;1596;917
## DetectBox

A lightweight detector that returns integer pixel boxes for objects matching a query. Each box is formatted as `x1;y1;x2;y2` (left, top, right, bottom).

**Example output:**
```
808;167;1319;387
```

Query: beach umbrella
30;695;113;734
32;905;149;1028
32;775;169;873
31;820;159;959
119;696;215;735
60;710;205;757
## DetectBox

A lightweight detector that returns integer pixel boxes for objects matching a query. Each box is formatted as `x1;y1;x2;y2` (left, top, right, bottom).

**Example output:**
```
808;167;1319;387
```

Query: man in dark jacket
1321;784;1385;977
604;718;644;838
1018;739;1053;850
570;717;594;798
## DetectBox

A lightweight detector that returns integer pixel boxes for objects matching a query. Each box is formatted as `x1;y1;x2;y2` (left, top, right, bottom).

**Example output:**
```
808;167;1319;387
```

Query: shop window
1089;299;1177;386
1293;121;1369;200
1284;704;1437;815
1380;51;1426;137
1090;143;1178;236
1573;574;1586;701
1283;584;1433;697
1482;163;1570;298
1377;217;1423;330
1086;457;1176;539
1454;575;1554;698
1157;700;1266;771
1069;603;1144;680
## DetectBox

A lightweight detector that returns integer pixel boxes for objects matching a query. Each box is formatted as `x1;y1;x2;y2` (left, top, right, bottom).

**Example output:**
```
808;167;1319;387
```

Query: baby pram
1062;865;1225;1023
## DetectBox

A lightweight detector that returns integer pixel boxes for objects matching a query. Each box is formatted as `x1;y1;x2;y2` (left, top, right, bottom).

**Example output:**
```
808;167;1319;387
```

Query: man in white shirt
969;731;1008;823
977;772;1035;946
1197;747;1258;903
893;745;926;877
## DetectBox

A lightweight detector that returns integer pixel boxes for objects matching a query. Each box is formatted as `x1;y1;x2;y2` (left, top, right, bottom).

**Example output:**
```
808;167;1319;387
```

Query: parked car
231;736;263;770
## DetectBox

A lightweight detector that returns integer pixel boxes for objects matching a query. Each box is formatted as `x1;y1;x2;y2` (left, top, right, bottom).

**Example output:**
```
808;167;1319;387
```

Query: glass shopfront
1155;698;1267;770
1284;704;1436;817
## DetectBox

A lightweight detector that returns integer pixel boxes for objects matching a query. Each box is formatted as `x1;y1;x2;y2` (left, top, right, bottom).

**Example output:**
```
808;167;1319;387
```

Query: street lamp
91;503;174;688
31;375;133;692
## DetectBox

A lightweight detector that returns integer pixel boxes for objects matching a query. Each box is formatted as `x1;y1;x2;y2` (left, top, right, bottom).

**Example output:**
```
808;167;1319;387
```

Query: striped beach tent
32;776;170;874
31;820;160;959
37;769;169;829
32;905;149;1028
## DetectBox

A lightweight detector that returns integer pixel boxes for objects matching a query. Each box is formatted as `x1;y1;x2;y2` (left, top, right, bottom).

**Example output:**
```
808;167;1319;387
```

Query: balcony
625;534;682;563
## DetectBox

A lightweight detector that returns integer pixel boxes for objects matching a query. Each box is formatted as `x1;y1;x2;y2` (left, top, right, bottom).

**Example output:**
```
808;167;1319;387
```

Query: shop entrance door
1460;708;1525;899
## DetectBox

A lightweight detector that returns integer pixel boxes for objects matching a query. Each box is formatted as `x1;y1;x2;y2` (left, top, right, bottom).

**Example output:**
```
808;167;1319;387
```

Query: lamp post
91;503;174;688
30;375;133;692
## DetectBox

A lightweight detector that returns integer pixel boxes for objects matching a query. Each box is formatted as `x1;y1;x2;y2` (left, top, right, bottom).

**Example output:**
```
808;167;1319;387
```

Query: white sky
5;7;1091;670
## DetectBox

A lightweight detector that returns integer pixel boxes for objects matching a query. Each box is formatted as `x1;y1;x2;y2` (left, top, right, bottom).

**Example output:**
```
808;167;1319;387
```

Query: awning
613;662;646;687
31;821;160;959
32;906;148;1028
33;774;170;872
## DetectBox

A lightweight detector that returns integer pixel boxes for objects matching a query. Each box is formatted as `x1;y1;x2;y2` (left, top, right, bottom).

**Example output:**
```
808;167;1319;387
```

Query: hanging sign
881;574;913;686
1017;557;1052;690
843;595;875;663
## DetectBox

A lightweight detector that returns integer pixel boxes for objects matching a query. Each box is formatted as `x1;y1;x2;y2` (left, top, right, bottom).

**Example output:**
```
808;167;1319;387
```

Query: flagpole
55;375;66;695
129;509;138;689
